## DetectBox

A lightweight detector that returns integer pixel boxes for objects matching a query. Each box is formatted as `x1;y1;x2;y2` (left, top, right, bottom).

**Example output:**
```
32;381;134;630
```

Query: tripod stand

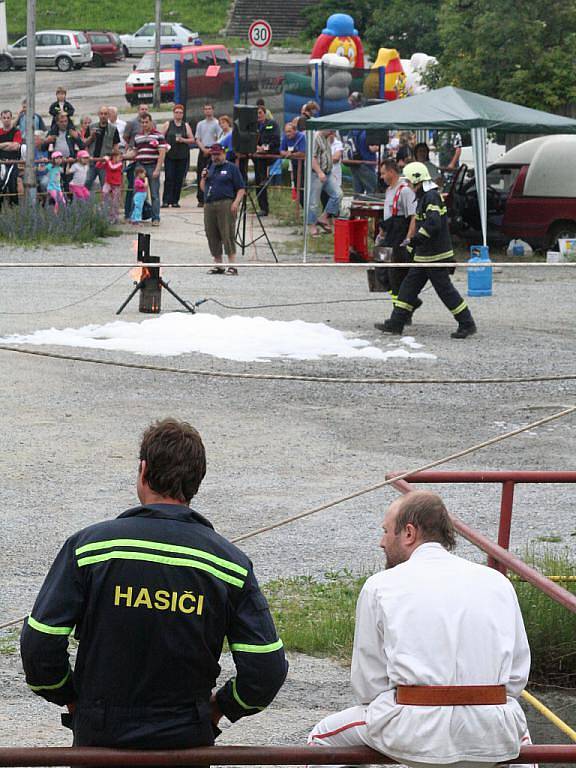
116;233;196;315
235;169;278;262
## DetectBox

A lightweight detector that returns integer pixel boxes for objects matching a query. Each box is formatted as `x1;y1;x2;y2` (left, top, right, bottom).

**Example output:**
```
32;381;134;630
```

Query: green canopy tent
303;86;576;259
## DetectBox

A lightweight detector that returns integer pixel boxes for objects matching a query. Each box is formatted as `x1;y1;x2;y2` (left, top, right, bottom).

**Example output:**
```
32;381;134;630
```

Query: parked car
120;23;198;58
6;30;92;71
84;30;125;67
449;135;576;249
124;43;232;105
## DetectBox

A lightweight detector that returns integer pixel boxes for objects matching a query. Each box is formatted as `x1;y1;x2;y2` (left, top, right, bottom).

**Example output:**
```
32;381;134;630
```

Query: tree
364;0;442;59
303;0;442;60
436;0;576;112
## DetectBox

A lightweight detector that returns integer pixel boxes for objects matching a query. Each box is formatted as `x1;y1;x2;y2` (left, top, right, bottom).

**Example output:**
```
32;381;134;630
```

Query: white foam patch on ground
0;313;437;363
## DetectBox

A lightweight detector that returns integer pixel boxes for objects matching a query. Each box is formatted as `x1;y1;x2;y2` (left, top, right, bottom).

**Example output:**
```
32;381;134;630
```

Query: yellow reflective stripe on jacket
418;227;431;238
414;250;454;262
232;677;266;711
75;538;248;577
28;669;71;692
425;204;447;215
451;300;468;315
28;616;73;635
76;551;245;588
230;639;283;653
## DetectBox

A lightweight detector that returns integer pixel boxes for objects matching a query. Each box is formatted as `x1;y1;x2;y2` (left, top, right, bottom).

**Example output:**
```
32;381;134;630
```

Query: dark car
85;30;125;67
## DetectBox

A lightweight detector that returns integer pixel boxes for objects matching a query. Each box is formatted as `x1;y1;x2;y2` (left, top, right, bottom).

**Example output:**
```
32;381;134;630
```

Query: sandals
317;221;332;233
225;267;238;276
207;267;225;275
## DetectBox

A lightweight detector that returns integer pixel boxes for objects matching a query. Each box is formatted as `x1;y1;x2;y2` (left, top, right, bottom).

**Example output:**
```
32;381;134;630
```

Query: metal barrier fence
386;470;576;613
178;59;387;127
0;744;574;766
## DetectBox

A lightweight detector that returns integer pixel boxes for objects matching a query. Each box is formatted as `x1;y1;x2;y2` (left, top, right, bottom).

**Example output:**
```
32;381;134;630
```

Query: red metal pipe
387;477;576;613
0;745;573;766
398;471;576;483
497;480;515;564
488;480;515;573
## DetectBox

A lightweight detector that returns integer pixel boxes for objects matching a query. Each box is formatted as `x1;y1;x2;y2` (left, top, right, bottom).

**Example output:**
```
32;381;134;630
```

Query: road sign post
249;19;272;61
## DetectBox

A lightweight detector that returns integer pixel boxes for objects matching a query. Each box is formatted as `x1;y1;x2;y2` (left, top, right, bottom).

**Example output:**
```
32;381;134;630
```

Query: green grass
267;570;363;662
266;550;576;685
5;0;231;40
0;628;19;656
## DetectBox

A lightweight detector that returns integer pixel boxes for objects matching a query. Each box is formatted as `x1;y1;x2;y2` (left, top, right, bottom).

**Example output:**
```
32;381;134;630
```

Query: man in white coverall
308;491;532;768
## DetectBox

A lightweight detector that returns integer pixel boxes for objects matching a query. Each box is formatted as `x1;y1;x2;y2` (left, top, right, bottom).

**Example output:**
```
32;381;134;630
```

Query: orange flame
130;265;152;283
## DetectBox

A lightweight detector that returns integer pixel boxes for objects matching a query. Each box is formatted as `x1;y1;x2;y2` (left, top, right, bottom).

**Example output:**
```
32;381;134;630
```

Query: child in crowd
69;149;91;200
130;166;148;225
49;87;75;130
97;148;124;223
45;151;66;211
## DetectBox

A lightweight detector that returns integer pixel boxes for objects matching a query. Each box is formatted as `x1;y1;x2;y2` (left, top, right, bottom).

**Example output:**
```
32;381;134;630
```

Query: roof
308;86;576;134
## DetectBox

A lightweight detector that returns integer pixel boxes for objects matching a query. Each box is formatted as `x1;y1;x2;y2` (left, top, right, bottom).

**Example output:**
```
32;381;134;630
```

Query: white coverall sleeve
351;581;390;704
506;586;531;698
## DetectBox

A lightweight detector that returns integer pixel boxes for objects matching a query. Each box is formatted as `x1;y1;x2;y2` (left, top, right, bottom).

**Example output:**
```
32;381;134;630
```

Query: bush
0;197;114;245
513;548;576;686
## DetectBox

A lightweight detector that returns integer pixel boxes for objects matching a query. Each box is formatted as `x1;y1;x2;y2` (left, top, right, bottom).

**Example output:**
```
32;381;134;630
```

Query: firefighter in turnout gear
375;162;477;339
20;419;288;750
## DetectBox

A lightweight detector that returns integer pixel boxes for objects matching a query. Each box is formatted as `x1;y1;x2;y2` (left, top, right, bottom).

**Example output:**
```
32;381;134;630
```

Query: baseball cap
77;150;90;159
210;143;224;154
51;151;63;159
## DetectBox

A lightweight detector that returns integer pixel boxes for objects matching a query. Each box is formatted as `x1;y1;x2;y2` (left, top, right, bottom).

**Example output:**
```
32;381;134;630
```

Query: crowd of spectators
0;87;460;233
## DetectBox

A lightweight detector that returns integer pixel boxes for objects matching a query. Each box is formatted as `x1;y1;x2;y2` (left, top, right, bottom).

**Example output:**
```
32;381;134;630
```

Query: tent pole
303;128;313;263
471;127;488;247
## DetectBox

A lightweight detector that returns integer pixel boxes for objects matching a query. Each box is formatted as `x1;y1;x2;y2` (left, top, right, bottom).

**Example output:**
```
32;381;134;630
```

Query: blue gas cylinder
467;245;492;297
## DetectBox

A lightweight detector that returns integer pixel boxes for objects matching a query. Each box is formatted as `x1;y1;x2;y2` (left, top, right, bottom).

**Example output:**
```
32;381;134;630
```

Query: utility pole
153;0;161;108
24;0;36;203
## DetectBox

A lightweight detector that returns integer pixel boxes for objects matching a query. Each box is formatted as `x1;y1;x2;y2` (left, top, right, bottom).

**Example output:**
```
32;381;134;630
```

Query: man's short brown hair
139;419;206;503
394;491;456;550
382;158;400;174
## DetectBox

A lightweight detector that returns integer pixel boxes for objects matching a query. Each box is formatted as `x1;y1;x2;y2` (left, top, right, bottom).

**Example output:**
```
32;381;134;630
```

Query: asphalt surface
0;50;309;118
0;201;574;753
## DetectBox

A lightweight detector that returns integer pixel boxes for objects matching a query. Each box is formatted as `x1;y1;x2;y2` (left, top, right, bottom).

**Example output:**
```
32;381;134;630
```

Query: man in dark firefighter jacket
21;419;288;749
375;162;477;339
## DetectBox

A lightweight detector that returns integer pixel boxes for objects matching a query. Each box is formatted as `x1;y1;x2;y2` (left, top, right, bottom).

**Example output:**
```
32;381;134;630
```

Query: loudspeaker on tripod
233;104;258;154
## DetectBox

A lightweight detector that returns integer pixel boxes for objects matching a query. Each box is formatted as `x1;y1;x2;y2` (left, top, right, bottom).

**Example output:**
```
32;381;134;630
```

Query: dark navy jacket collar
118;504;214;529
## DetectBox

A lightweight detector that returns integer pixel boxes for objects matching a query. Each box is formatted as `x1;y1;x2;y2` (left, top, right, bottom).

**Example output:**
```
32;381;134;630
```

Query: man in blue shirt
348;129;379;194
280;122;306;207
200;144;246;275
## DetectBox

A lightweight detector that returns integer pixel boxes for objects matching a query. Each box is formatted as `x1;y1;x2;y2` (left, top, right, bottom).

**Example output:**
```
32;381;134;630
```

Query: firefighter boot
375;307;410;335
451;308;477;339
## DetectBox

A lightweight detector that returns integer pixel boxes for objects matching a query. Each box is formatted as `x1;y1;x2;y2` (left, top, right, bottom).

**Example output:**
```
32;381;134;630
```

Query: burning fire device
116;234;195;316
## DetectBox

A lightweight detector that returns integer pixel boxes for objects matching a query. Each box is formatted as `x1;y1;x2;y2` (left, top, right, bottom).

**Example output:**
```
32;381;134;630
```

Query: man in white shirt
308;491;532;768
107;106;126;152
194;103;221;207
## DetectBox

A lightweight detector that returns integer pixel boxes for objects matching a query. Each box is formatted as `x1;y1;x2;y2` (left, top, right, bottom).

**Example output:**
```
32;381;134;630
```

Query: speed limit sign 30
248;19;272;48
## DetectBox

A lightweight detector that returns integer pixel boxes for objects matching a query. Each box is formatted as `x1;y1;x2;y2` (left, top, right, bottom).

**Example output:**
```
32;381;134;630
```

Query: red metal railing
0;744;574;766
386;471;576;613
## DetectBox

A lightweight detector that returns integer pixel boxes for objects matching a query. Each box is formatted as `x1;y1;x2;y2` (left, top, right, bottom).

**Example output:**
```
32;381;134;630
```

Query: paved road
1;50;310;119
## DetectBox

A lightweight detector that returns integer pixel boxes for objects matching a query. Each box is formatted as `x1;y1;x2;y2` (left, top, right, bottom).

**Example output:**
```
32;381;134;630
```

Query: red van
125;43;232;105
85;31;125;67
450;135;576;249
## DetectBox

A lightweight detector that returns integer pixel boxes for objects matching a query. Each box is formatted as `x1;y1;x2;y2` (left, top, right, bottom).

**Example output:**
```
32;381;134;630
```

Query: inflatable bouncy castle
283;13;366;121
310;13;365;68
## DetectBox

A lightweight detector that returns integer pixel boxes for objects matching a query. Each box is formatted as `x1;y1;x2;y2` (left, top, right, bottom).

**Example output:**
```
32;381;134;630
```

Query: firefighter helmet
402;161;432;184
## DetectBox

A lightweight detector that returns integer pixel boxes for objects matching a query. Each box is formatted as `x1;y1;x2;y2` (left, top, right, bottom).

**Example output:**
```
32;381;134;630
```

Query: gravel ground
0;204;574;754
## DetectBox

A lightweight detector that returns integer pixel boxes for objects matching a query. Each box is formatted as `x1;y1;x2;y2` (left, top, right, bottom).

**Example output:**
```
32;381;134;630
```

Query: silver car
7;30;93;71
